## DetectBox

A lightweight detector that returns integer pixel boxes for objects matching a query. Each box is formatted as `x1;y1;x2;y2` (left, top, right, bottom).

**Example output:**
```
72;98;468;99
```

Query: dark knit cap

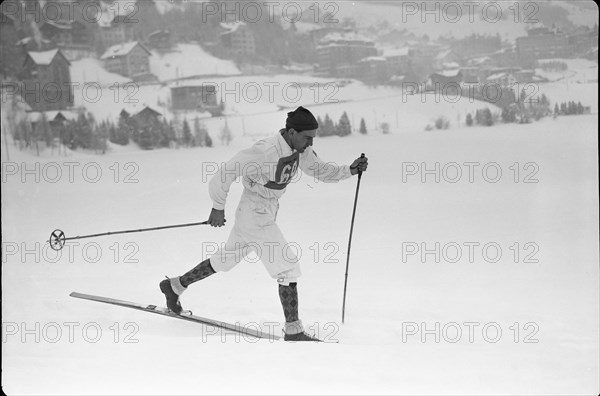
286;106;318;131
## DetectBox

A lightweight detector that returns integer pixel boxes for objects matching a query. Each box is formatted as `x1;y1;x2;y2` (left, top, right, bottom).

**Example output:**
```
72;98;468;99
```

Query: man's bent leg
278;282;303;334
180;259;215;287
159;224;247;314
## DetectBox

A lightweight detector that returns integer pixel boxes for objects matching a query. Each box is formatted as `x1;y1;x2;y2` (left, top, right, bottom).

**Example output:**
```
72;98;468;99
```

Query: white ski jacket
209;130;353;210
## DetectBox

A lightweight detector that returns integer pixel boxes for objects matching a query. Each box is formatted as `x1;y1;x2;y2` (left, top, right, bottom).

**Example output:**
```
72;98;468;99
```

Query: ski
69;292;282;341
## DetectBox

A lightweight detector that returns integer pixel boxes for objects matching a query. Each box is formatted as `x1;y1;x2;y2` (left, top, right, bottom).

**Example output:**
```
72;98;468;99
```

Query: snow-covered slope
149;44;241;81
2;109;598;395
70;58;132;86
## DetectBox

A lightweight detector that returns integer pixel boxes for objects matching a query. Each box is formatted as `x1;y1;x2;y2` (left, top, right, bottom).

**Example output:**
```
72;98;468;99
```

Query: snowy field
2;110;598;394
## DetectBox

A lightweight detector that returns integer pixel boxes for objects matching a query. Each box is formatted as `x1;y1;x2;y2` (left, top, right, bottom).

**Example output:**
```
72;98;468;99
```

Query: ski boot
159;276;186;314
283;320;322;342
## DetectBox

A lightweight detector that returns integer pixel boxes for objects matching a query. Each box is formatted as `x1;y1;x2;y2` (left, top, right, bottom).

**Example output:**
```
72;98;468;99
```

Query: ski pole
342;153;365;324
48;220;215;251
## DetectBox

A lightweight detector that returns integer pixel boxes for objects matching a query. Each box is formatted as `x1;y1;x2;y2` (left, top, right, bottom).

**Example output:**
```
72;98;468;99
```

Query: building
1;9;25;78
120;105;162;149
170;84;218;112
382;47;411;76
460;66;481;84
485;71;517;87
97;15;135;49
147;30;172;50
101;41;152;79
309;26;352;45
26;109;79;131
427;69;463;89
433;49;461;70
567;25;599;56
316;32;377;76
489;47;520;67
121;105;162;123
21;49;73;111
406;43;445;79
219;22;255;56
39;19;95;49
358;56;390;85
17;37;53;52
516;26;571;63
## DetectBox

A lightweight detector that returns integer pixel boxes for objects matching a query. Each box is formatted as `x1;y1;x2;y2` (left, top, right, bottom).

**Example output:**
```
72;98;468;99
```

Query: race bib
264;152;299;190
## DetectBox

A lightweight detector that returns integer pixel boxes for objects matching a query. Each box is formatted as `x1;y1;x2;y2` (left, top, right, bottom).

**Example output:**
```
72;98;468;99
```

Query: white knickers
209;190;301;285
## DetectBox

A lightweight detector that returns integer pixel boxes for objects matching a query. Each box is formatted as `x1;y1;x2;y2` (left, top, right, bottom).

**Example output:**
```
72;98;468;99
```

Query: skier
160;106;369;341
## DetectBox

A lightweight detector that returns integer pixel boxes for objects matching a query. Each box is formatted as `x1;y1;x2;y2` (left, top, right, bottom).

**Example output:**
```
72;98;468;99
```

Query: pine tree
359;117;367;134
91;117;105;153
519;88;527;104
132;0;164;42
138;127;154;150
475;109;482;125
194;116;208;147
380;122;390;134
554;103;559;115
466;113;473;126
220;120;232;146
74;112;94;149
316;115;325;137
38;112;52;148
113;116;131;146
205;131;213;147
482;108;493;126
337;112;352;137
320;114;335;137
182;119;192;146
577;102;584;114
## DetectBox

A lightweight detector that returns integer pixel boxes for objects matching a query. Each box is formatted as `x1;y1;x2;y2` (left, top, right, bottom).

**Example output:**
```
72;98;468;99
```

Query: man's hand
350;156;369;175
208;208;226;227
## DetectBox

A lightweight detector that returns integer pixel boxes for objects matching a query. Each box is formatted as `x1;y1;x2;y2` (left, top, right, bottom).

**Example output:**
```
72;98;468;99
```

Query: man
160;106;368;341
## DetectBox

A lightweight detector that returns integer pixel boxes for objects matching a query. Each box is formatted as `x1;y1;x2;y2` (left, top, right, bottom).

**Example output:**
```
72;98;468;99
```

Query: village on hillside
0;0;598;153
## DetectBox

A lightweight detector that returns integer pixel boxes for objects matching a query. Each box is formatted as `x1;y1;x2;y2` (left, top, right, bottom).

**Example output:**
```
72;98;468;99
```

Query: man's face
291;129;316;153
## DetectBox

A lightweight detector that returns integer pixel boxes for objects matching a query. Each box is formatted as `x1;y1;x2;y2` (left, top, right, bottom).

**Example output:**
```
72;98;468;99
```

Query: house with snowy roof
120;105;162;121
147;29;172;50
426;69;463;90
433;49;461;70
25;109;80;133
100;41;152;79
119;105;163;149
21;48;73;111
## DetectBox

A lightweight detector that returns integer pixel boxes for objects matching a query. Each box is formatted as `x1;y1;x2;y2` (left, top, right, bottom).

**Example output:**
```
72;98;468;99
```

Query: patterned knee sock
278;283;299;323
179;259;215;287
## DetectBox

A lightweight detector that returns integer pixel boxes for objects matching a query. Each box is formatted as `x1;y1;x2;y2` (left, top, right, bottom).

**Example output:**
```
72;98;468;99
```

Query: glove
350;156;368;175
208;208;226;227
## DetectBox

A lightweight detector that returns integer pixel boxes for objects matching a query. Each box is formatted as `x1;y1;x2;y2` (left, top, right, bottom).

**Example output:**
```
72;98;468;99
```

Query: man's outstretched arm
300;148;368;182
